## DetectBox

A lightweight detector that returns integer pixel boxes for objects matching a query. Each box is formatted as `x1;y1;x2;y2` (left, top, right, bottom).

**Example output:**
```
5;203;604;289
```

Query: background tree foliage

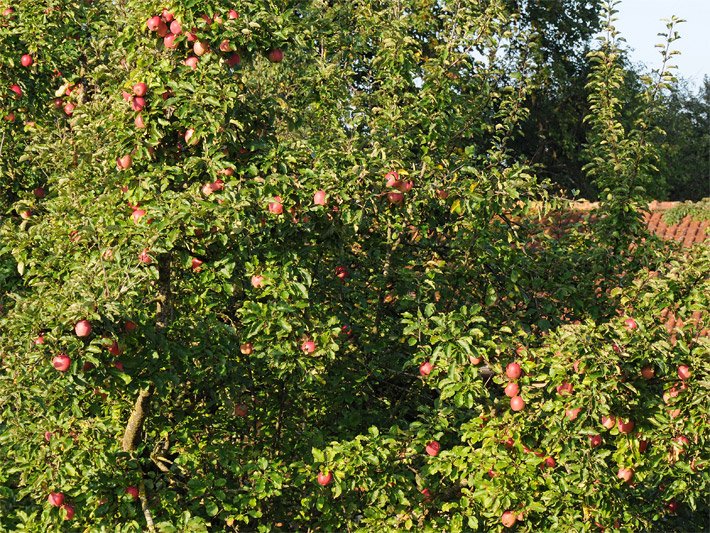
0;0;707;531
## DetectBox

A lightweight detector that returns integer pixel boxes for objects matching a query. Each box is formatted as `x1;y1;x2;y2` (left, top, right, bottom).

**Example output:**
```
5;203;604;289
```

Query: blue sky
615;0;709;87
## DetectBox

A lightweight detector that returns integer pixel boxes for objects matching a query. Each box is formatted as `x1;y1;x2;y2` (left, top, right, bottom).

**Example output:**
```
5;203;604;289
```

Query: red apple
19;210;31;220
543;456;556;469
3;7;15;17
48;492;65;507
131;208;146;223
184;56;199;69
436;189;449;199
251;275;264;289
667;499;679;513
169;20;181;34
132;82;147;97
34;334;45;345
132;96;146;111
617;419;635;434
147;16;161;31
335;266;348;280
134;114;145;129
228;9;239;19
501;510;517;528
124;320;137;332
75;320;92;337
556;381;573;395
193;40;209;56
161;9;173;22
601;415;616;430
63;102;75;116
139;249;152;264
503;437;514;449
624;317;637;331
33;187;46;198
191;257;203;271
125;486;139;501
638;438;649;453
268;48;284;63
617;467;634;484
61;503;74;520
21;54;33;67
163;33;177;49
505;362;522;380
4;112;14;122
268;196;283;215
10;84;22;98
510;395;525;412
113;361;124;372
419;361;433;377
156;20;169;36
673;435;689;452
385;171;400;188
219;39;233;52
317;471;333;486
641;365;655;379
565;407;581;421
589;434;602;447
425;440;440;457
117;154;132;170
226;53;241;67
469;355;482;365
504;382;519;397
301;340;316;354
313;189;327;206
44;431;52;442
387;191;404;205
234;403;248;417
677;365;690;380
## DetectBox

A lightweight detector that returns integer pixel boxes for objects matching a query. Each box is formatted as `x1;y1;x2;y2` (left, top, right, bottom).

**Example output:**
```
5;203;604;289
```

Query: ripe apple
301;340;316;354
131;208;146;223
251;275;264;289
268;196;283;215
132;96;146;111
436;189;449;199
184;56;199;69
113;361;124;372
505;362;522;380
469;355;482;365
556;381;573;395
617;467;634;484
501;510;517;528
677;365;690;380
419;361;433;377
641;365;655;379
228;9;239;19
510;395;525;412
219;39;233;52
638;438;649;453
335;266;348;280
186;31;197;42
83;361;96;372
10;84;22;98
34;187;46;198
125;486;139;501
124;320;137;332
147;16;161;31
385;171;400;188
117;154;132;170
19;210;31;220
139;249;152;264
504;382;519;397
44;431;52;442
48;492;65;507
226;53;241;67
543;456;556;469
163;33;177;49
63;102;75;116
387;191;404;204
61;503;75;520
601;415;616;429
667;499;678;513
212;179;225;191
234;403;248;417
420;487;432;501
201;182;214;196
3;7;15;17
565;407;581;421
161;9;173;22
21;54;33;67
75;320;92;337
425;440;440;457
503;437;514;449
156;21;168;37
617;419;635;434
624;317;638;331
589;434;602;447
191;257;203;271
169;20;181;34
132;82;147;97
107;340;121;356
268;48;284;63
317;471;333;486
34;334;45;345
313;189;327;206
134;114;145;128
4;112;14;122
194;40;209;56
673;435;689;452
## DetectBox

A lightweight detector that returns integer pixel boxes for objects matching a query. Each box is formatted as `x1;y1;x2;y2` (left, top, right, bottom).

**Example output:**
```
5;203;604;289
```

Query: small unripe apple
193;40;209;56
601;415;616;429
313;190;327;206
125;486;139;501
624;317;637;331
21;54;33;67
501;510;517;528
617;419;635;434
163;33;177;49
425;440;440;456
317;471;333;486
10;84;22;98
589;434;602;447
75;320;92;337
132;82;147;97
301;340;316;354
117;154;132;170
505;362;521;379
52;353;71;371
61;503;75;520
556;381;573;395
169;20;181;34
226;53;241;67
147;16;161;31
419;361;433;377
565;407;581;421
617;467;634;484
63;102;75;116
48;492;65;507
677;365;690;380
184;56;199;69
510;395;525;412
268;196;283;215
641;365;655;379
268;48;284;63
504;382;519;397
